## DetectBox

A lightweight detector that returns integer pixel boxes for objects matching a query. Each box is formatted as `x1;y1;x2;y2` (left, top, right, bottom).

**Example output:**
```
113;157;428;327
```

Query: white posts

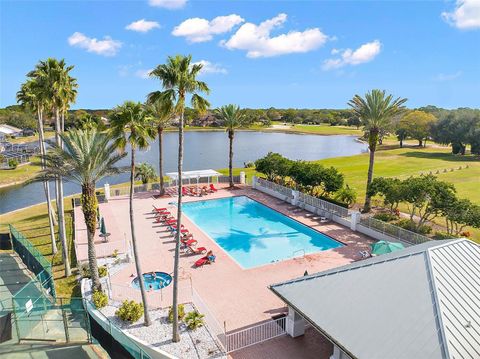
286;306;305;338
252;175;257;189
240;171;246;185
104;183;110;202
350;211;360;231
292;190;300;206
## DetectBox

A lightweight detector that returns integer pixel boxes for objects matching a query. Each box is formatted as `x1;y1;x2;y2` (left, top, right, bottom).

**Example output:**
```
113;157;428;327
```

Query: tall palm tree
17;79;58;255
148;55;210;342
32;58;78;276
214;104;245;188
33;129;126;292
145;100;172;196
109;101;155;326
348;89;407;212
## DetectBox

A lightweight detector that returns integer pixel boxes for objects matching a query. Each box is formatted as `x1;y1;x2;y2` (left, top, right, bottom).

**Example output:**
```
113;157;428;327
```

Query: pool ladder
292;249;306;258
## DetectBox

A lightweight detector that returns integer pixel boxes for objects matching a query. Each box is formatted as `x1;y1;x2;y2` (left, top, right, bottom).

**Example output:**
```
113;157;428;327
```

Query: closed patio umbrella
370;240;405;255
99;217;110;241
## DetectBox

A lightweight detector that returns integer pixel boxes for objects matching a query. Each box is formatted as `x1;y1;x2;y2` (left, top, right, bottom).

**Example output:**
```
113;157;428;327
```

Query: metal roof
166;169;222;180
270;239;480;359
0;124;22;134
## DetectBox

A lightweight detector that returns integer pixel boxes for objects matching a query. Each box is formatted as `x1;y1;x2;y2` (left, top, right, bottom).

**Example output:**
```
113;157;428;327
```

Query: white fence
298;192;349;218
256;178;294;199
359;216;430;245
225;316;287;353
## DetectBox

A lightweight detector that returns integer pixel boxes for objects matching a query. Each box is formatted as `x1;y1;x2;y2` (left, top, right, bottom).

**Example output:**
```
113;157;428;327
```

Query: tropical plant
168;304;185;323
214;104;246;188
348;89;407;212
116;300;144;323
135;163;157;184
92;290;108;309
109;101;155;326
8;159;18;169
145;99;173;196
334;185;357;207
148;54;210;342
32;129;126;291
184;310;205;330
17;77;58;255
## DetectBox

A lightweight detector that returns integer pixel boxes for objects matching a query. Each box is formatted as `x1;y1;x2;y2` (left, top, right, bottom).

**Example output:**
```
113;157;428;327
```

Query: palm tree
148;55;210;342
348;89;407;212
32;58;78;276
214;104;245;188
135;163;157;184
17;79;58;255
145;100;172;196
33;129;126;292
109;101;155;326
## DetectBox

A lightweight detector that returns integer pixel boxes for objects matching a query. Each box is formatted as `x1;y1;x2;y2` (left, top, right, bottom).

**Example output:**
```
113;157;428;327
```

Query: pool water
182;196;343;269
131;272;172;290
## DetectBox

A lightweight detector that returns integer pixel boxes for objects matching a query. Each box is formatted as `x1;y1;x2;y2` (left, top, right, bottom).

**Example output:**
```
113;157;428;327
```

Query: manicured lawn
283;123;363;136
0;199;80;298
0;157;42;186
8;130;55;144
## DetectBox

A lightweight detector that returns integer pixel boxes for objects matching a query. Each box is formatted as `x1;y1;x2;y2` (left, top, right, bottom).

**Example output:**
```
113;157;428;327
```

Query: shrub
433;231;458;240
82;265;108;278
334;185;357;207
373;212;398;222
244;161;255;168
8;159;18;169
92;290;108;309
168;304;185;323
314;194;349;208
396;219;432;235
112;249;119;258
184;310;205;330
116;300;143;323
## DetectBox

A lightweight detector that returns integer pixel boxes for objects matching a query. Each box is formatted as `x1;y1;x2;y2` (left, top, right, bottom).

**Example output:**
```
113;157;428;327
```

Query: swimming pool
182;196;343;269
132;272;172;290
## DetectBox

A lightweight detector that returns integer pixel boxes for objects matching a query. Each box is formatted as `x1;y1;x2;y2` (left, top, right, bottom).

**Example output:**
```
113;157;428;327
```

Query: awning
166;169;222;180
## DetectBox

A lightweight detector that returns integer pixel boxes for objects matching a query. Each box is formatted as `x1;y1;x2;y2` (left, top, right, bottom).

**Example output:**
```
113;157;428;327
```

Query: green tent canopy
371;240;405;255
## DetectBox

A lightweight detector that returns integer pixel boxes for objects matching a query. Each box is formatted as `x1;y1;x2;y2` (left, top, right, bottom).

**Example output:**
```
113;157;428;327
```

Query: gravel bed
100;304;226;359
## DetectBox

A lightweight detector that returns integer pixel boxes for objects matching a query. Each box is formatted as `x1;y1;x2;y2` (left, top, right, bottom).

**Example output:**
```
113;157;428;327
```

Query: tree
148;55;210;342
110;101;155;326
348;89;407;212
135;163;157;184
399;110;437;147
444;198;480;236
367;177;404;212
33;129;126;292
145;100;173;196
254;152;293;183
17;79;58;255
214;104;246;188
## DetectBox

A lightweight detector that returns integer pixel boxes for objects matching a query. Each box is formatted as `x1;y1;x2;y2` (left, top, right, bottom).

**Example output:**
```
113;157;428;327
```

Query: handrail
292;249;305;258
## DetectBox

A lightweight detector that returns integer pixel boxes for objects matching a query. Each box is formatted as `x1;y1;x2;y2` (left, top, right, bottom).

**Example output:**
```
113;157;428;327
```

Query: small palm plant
214;104;245;188
348;89;407;212
32;129;126;291
184;310;205;330
135;163;157;184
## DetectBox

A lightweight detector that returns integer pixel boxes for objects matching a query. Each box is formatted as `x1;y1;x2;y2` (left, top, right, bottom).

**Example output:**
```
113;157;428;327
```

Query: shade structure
371;240;405;255
166;169;222;181
100;217;107;236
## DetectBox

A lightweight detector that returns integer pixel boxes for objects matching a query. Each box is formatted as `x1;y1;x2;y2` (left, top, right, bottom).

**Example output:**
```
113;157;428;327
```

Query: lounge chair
185;245;207;255
182;187;190;196
209;183;218;192
152;205;168;213
194;253;216;267
359;250;371;259
181;238;198;247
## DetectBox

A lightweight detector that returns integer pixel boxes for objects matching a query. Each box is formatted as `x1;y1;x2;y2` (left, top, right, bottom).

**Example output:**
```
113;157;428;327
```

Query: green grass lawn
8;131;55;144
281;123;363;136
0;157;42;187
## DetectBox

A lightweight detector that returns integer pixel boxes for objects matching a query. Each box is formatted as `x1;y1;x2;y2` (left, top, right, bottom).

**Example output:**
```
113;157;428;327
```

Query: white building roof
270;239;480;359
166;169;222;180
0;124;22;135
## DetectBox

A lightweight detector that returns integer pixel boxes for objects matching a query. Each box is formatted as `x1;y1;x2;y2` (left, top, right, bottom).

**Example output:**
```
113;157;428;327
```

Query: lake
0;131;368;214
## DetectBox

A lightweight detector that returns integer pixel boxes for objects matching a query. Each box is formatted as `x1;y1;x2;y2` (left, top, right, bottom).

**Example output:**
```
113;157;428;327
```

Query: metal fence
9;225;56;298
256;178;294;199
299;192;349;218
225;316;286;353
359;216;431;245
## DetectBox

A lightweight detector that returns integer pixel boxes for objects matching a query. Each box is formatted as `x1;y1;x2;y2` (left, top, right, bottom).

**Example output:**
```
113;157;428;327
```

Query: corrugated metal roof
270;239;480;359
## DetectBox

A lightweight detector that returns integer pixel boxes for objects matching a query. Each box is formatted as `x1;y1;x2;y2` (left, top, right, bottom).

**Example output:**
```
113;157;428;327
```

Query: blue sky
1;0;479;109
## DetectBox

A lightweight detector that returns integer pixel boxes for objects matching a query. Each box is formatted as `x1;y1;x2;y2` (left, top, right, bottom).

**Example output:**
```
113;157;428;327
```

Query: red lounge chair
156;216;174;223
181;238;198;247
152;205;168;213
182;187;190;196
195;257;209;267
185;246;207;255
209;183;218;192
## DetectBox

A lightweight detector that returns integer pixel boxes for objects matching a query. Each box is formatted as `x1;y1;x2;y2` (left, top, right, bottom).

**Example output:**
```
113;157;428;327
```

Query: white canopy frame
166;169;222;187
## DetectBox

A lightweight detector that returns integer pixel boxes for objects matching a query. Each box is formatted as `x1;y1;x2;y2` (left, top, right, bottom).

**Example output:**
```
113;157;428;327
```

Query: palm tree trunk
158;127;165;196
37;107;57;254
55;107;71;276
129;147;151;326
172;107;184;343
82;183;101;292
363;129;378;213
228;130;234;188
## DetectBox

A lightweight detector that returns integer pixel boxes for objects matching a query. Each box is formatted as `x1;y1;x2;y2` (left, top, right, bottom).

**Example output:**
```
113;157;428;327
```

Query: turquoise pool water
182;196;343;269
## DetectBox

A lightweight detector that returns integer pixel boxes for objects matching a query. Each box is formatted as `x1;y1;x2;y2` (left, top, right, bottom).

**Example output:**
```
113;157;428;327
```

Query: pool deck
74;184;373;334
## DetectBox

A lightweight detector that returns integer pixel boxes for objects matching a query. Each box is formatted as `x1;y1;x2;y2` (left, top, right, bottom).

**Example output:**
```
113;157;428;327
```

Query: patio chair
152;205;168;213
209;183;218;192
184;245;207;256
359;250;371;259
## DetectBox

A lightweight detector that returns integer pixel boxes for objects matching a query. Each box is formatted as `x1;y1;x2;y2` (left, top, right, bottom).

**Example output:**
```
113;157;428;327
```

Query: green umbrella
100;217;107;236
371;240;405;255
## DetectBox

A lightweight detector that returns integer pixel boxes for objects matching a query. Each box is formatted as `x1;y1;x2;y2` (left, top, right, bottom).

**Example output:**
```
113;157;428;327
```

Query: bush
112;249;119;258
244;161;255;168
8;159;18;169
315;194;349;208
396;219;432;235
373;212;398;222
82;265;108;279
168;304;185;323
433;231;458;240
116;300;143;323
334;185;357;207
92;290;108;309
184;310;205;330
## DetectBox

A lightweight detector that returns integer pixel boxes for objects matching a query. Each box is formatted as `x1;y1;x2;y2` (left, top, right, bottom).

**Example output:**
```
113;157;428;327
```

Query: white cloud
126;19;160;33
442;0;480;29
68;32;122;56
192;60;227;75
148;0;187;9
322;40;381;70
172;14;244;43
135;69;154;79
434;71;463;81
221;13;328;58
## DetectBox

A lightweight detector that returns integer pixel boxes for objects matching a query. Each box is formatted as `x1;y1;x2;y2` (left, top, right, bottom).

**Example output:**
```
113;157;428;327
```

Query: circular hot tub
131;272;172;290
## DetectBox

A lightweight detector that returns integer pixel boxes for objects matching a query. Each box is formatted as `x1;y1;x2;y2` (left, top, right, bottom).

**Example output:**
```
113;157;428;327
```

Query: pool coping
181;194;346;271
